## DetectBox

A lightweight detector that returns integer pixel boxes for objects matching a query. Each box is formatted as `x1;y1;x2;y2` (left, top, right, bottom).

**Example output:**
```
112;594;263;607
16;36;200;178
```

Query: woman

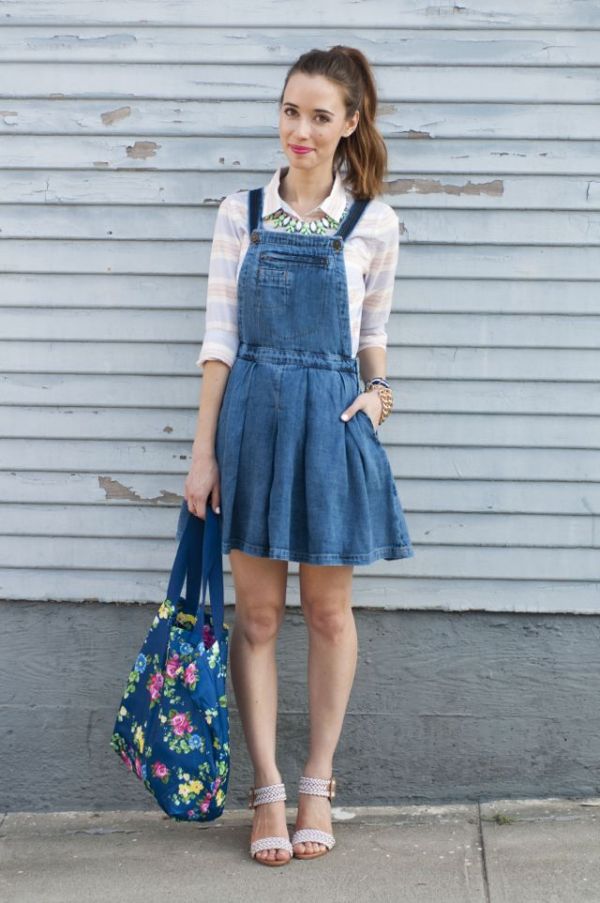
179;45;415;866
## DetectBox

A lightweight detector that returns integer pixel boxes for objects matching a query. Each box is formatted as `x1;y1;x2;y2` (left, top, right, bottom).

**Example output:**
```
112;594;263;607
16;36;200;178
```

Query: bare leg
228;549;290;863
293;562;357;856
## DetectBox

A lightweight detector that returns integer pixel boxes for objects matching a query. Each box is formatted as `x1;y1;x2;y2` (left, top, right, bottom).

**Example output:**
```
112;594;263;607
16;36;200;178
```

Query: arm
184;194;243;518
342;205;400;427
357;204;399;385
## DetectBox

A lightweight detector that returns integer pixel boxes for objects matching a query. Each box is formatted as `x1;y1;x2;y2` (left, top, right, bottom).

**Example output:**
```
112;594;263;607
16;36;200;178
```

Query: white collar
262;165;349;222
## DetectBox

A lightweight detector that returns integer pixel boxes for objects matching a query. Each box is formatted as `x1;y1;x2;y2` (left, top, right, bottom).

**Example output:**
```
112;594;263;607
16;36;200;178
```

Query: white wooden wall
1;1;599;612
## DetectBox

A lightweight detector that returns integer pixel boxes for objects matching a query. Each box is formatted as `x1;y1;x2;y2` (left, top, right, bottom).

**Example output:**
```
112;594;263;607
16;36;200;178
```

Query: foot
251;797;292;864
292;790;333;856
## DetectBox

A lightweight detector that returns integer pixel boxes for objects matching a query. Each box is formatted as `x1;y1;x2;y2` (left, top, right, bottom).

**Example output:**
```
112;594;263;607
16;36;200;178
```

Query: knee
301;597;350;642
236;601;282;646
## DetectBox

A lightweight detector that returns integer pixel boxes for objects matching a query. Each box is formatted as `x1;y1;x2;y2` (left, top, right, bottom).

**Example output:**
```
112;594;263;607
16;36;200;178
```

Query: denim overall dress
178;185;415;566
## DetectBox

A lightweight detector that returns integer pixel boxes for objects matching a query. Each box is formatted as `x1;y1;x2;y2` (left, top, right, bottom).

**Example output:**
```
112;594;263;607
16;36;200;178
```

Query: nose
291;119;311;139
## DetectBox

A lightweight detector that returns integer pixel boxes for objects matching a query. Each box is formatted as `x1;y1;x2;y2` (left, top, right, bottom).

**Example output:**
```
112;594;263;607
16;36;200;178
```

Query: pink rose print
165;655;182;678
152;762;169;779
120;751;133;771
148;672;164;701
184;662;198;686
170;712;193;736
134;757;143;778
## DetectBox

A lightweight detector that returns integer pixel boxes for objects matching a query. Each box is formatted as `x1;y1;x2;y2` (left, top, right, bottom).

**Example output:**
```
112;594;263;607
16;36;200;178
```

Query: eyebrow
282;102;334;116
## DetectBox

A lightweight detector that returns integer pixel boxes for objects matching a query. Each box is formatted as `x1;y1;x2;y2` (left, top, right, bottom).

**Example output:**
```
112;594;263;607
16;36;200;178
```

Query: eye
282;108;330;124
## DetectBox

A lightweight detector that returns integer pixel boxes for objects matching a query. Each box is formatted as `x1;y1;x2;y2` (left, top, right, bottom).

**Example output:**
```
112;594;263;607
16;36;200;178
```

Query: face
279;72;359;173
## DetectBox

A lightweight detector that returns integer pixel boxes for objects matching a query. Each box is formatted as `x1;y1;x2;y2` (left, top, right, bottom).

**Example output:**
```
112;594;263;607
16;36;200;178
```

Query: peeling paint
0;110;18;126
400;129;433;139
387;177;504;197
30;33;137;48
126;141;160;159
98;476;180;504
101;106;132;126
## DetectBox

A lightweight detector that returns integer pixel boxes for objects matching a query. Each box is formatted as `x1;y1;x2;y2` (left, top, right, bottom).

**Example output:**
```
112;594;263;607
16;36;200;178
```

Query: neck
279;164;336;217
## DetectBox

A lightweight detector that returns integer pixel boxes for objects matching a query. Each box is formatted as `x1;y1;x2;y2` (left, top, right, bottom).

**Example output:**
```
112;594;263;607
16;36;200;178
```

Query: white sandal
291;775;336;860
248;782;294;867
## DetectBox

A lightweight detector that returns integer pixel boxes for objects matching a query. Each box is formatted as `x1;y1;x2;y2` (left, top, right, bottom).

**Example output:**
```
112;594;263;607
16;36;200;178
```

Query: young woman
179;45;415;866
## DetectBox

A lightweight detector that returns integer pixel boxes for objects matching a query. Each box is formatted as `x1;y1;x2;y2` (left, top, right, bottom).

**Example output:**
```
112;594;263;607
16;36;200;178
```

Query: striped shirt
196;165;400;371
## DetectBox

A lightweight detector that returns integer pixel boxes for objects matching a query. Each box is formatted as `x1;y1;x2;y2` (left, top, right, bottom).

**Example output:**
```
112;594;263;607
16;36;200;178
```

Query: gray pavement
1;797;599;902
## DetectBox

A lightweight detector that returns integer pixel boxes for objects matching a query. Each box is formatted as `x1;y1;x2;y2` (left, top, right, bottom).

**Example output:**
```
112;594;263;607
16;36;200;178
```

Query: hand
183;454;221;520
340;390;382;430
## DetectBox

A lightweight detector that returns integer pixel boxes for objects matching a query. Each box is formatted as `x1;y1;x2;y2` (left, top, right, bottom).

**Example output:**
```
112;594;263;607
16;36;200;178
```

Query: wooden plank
3;100;600;141
3;205;600;245
3;1;600;29
1;504;596;548
0;568;599;614
3;27;600;66
2;342;599;381
2;308;599;348
4;406;600;449
1;135;600;174
0;534;598;580
0;170;597;212
2;238;600;278
4;374;600;416
2;274;599;314
2;63;600;102
0;439;598;481
1;473;598;515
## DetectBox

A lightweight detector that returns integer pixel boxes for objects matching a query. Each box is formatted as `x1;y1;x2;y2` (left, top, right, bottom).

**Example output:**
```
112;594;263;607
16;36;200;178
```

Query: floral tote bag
110;504;229;821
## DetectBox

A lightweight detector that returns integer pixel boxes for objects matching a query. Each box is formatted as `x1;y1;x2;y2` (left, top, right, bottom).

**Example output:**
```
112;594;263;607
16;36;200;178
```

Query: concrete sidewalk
1;796;599;902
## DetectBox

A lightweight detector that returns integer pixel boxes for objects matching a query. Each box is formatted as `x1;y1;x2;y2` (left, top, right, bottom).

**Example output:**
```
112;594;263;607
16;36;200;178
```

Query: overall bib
179;186;415;566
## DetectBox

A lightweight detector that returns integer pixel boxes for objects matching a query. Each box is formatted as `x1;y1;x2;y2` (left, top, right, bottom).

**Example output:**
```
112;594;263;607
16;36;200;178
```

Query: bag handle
166;503;225;640
197;506;225;639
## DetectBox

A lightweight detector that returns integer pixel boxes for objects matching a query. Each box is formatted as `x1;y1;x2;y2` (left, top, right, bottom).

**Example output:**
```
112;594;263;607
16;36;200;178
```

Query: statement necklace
264;202;349;236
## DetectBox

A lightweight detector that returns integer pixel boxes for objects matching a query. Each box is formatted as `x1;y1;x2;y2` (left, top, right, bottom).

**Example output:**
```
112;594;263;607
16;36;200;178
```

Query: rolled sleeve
196;193;243;372
357;205;400;354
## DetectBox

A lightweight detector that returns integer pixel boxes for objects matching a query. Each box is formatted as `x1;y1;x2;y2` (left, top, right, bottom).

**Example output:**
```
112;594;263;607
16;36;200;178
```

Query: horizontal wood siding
1;2;598;611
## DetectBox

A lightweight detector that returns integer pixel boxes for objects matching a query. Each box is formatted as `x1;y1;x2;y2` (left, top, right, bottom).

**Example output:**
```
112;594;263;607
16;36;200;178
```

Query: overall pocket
254;250;333;342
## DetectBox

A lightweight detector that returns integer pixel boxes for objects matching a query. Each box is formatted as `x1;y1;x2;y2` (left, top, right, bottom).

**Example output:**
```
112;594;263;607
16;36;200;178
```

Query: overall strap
248;186;263;233
335;197;370;240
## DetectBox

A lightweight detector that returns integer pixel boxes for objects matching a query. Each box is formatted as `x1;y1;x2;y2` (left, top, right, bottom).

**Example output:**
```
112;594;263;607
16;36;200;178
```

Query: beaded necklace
264;201;350;236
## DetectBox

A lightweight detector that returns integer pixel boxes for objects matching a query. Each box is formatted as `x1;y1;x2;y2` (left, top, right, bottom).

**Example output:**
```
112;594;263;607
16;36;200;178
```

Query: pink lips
290;145;313;154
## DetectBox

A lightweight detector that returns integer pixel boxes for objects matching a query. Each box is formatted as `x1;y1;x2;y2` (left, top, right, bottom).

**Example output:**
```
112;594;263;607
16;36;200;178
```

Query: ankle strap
298;775;336;800
248;782;287;809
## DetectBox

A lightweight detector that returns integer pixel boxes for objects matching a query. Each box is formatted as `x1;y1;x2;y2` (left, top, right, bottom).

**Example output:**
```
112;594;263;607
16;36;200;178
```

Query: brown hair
278;45;389;200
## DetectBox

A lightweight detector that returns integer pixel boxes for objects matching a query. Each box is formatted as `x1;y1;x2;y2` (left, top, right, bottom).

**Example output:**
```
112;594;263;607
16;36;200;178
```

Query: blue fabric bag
110;504;230;821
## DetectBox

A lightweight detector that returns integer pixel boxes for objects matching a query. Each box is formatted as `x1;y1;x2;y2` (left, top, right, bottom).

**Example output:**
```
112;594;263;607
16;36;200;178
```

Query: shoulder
350;197;399;258
360;198;399;237
213;188;251;239
216;188;250;218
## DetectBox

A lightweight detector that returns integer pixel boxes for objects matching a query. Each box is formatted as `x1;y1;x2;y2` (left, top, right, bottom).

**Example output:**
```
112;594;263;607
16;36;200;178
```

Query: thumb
340;404;356;422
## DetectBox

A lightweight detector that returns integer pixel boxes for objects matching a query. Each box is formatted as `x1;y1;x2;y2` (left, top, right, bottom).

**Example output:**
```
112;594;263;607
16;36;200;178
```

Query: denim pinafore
180;185;415;566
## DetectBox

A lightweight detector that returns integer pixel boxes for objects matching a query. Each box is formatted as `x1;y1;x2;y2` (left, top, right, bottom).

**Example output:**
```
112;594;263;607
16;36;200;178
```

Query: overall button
250;230;260;243
332;238;343;250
